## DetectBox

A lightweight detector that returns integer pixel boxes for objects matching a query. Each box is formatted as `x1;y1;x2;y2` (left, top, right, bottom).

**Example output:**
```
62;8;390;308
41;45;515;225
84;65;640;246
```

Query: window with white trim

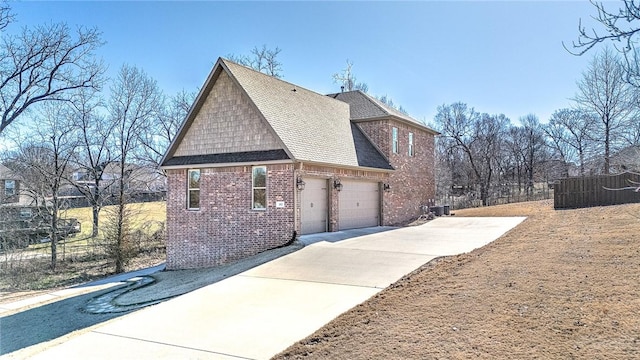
4;180;15;196
187;169;200;210
252;166;267;210
392;127;398;154
408;132;414;157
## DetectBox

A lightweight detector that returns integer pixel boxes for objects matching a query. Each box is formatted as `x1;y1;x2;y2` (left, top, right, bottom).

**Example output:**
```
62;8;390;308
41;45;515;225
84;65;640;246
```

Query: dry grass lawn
0;202;166;299
275;200;640;359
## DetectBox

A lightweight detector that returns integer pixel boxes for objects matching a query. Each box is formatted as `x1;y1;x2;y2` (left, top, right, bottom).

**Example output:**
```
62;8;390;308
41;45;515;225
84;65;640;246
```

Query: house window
408;132;414;157
20;208;32;218
392;127;398;154
252;166;267;210
4;180;15;196
187;169;200;210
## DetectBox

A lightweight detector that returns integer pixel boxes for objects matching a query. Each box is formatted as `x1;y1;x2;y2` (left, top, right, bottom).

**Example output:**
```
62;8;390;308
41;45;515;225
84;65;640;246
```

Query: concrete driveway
15;216;525;360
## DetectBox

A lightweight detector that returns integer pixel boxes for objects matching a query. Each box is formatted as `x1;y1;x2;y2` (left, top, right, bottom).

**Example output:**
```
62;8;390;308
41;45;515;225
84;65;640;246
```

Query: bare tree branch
332;59;368;92
567;1;640;86
227;45;283;78
0;1;14;31
573;48;636;174
0;21;105;133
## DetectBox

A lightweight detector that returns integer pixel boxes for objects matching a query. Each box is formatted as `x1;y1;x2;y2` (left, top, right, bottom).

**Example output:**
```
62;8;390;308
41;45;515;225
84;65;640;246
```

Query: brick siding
166;164;295;269
359;120;436;225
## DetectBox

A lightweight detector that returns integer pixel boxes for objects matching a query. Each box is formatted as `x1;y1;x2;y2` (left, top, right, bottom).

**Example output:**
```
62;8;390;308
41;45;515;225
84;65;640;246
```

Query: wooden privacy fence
554;171;640;209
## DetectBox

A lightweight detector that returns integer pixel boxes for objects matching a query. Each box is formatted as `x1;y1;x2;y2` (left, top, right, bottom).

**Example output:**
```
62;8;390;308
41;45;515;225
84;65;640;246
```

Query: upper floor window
187;169;200;210
4;180;15;196
392;127;398;154
408;132;414;157
252;166;267;210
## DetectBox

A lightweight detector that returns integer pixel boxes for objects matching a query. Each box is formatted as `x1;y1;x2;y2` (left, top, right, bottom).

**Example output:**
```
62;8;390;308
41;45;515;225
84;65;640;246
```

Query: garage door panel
339;181;379;230
301;178;328;234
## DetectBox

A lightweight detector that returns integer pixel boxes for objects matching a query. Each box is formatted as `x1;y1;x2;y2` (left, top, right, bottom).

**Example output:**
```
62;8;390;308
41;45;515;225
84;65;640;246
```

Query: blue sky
12;1;603;125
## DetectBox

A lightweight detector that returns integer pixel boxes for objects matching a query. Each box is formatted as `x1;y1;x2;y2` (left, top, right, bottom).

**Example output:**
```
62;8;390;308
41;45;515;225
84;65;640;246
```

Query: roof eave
351;116;440;135
298;160;394;173
161;159;295;170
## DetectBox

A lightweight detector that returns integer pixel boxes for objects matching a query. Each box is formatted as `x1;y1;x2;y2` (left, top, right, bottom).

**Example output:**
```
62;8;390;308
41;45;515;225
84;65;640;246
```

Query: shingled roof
163;58;393;171
328;90;439;135
0;164;20;181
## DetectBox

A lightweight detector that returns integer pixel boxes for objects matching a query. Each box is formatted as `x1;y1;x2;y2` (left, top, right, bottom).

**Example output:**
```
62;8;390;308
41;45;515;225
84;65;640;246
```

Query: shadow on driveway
298;226;398;245
0;244;303;356
0;285;137;355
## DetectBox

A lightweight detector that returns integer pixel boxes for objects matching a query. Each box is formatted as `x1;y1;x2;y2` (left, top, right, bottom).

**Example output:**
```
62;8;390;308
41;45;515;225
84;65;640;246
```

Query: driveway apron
18;216;525;360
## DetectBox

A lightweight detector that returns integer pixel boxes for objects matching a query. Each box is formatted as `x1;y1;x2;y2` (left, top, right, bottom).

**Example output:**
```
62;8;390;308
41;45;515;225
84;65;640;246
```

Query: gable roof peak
163;56;363;169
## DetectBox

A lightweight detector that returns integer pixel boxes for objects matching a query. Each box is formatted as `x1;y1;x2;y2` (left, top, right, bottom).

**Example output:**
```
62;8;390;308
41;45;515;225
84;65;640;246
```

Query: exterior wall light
296;177;305;191
383;183;391;192
334;179;343;191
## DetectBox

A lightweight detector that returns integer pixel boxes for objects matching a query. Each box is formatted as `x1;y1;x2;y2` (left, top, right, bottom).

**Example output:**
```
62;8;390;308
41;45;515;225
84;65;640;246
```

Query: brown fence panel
554;171;640;209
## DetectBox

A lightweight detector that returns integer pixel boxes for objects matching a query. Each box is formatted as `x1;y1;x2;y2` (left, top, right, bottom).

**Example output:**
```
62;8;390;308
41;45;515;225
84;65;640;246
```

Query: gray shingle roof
222;60;360;168
0;164;19;180
162;59;402;171
328;90;439;134
351;123;393;170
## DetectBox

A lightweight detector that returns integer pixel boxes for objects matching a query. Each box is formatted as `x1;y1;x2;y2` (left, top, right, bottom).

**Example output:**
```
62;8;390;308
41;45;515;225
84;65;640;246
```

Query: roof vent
341;85;345;93
291;87;297;92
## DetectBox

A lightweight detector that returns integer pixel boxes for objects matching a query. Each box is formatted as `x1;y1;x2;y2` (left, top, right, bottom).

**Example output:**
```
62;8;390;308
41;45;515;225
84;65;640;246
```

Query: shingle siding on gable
174;71;282;157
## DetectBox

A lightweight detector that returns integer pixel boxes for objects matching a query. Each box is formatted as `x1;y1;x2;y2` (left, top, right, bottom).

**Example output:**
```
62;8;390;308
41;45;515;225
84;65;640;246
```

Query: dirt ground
275;200;640;359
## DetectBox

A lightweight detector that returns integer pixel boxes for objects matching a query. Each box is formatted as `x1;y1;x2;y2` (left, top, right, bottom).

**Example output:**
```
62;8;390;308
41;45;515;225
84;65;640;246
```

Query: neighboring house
610;145;640;173
161;58;439;269
582;145;640;175
61;163;167;206
0;164;31;206
70;162;166;193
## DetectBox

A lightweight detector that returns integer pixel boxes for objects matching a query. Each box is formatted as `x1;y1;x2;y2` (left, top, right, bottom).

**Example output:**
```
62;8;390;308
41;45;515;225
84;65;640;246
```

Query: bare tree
7;102;77;270
138;90;195;166
108;64;162;273
568;0;640;86
435;103;508;205
545;108;595;176
504;126;527;192
0;5;104;134
376;94;409;115
228;45;283;78
68;89;114;237
332;59;368;93
574;48;635;174
519;115;547;195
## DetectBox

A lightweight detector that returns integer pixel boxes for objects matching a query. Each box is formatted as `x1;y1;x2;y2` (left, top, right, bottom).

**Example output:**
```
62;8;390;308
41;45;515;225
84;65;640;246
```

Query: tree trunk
604;124;610;174
115;172;126;274
50;198;58;271
92;205;99;237
480;183;488;206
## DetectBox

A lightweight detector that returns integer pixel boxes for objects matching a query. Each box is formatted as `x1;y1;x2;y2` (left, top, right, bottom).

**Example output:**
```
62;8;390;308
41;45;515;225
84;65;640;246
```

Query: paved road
4;216;525;360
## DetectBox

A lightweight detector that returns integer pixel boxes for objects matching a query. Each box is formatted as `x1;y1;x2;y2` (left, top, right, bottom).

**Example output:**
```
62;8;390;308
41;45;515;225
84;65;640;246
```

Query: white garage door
339;180;380;230
300;178;328;234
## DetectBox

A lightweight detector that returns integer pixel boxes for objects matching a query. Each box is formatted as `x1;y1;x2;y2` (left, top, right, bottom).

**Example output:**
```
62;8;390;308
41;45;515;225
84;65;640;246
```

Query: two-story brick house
161;58;438;269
